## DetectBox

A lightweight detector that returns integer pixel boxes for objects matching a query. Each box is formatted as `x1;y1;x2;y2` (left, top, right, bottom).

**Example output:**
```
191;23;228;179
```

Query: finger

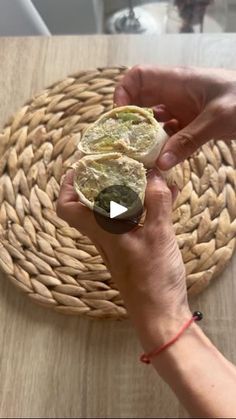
58;170;79;204
157;107;223;170
114;65;189;110
57;170;95;235
153;105;173;123
169;184;179;203
114;84;132;106
144;170;172;226
114;65;144;106
164;119;180;136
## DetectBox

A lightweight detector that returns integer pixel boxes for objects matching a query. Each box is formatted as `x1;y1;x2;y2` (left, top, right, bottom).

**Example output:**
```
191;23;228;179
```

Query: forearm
141;322;236;418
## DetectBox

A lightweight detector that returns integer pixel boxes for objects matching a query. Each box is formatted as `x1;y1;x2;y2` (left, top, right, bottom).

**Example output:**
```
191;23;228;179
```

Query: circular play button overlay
93;185;143;234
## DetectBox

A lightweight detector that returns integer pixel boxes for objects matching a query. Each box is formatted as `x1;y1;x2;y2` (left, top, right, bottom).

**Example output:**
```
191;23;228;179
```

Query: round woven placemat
0;67;235;319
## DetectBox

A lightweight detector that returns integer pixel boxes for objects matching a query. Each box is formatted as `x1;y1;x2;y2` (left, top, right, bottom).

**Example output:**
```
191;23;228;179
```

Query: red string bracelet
140;311;203;364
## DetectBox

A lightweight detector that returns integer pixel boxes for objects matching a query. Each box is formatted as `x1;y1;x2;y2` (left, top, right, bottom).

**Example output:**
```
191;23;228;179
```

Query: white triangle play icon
110;201;128;219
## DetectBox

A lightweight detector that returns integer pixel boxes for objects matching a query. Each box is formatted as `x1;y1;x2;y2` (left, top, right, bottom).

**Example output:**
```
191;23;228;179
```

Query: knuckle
210;100;236;123
130;64;144;75
145;223;170;245
210;101;236;136
174;131;198;155
173;66;188;75
211;102;228;118
152;186;171;204
154;225;170;241
172;66;193;79
126;64;148;85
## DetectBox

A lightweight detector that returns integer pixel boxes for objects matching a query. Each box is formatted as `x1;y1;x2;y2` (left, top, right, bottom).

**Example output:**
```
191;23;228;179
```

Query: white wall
227;0;236;31
0;0;50;36
32;0;104;34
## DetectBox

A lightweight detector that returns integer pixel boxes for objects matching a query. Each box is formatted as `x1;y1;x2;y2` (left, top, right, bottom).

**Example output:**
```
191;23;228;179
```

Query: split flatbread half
78;106;168;168
73;152;147;218
74;106;171;217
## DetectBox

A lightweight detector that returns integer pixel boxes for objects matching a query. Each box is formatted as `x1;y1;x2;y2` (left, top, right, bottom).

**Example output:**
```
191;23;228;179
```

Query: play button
93;185;143;234
110;201;128;219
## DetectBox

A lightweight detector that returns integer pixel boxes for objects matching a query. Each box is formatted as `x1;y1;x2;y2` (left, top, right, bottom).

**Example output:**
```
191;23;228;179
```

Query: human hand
114;66;236;170
57;170;190;351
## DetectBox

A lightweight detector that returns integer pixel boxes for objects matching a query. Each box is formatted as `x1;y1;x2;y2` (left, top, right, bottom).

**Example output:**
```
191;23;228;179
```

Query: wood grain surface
0;34;236;419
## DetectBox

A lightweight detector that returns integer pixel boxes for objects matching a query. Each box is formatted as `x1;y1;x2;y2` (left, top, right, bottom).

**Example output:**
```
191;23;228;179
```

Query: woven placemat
0;67;235;319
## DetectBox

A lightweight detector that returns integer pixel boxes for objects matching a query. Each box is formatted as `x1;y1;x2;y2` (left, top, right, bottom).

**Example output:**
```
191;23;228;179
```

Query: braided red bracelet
140;311;203;364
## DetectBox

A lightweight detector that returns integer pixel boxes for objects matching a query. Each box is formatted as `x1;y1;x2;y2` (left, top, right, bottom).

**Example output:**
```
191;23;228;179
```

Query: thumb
144;171;172;225
157;108;223;170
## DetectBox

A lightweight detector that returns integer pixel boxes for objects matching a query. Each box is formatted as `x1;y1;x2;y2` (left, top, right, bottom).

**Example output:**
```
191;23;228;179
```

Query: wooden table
0;35;236;419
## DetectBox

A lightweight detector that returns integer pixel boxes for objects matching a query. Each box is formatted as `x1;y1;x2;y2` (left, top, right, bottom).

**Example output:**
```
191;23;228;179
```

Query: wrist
133;305;192;354
152;322;213;382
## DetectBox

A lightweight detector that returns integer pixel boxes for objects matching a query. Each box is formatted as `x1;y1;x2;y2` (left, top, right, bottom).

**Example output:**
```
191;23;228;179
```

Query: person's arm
57;171;236;418
114;66;236;170
139;318;236;419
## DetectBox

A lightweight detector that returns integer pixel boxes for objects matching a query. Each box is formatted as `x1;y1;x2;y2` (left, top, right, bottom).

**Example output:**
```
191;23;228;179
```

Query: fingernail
158;152;178;170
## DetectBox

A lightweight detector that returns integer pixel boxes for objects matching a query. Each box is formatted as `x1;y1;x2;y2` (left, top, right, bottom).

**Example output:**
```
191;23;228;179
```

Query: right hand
114;66;236;170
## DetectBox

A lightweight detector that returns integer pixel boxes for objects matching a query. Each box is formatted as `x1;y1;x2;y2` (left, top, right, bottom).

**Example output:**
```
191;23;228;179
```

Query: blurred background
0;0;235;36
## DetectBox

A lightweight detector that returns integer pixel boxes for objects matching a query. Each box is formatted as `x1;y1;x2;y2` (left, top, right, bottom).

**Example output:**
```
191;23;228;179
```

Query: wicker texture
0;67;235;319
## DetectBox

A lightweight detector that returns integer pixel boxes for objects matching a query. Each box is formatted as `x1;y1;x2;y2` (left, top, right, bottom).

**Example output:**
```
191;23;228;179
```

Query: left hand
57;170;191;351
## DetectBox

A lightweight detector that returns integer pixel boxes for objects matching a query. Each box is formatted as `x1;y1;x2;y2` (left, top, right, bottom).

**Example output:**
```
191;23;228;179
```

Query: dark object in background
175;0;213;33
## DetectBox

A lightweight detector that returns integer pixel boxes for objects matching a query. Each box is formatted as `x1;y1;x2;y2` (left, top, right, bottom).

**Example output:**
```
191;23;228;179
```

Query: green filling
115;112;142;122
